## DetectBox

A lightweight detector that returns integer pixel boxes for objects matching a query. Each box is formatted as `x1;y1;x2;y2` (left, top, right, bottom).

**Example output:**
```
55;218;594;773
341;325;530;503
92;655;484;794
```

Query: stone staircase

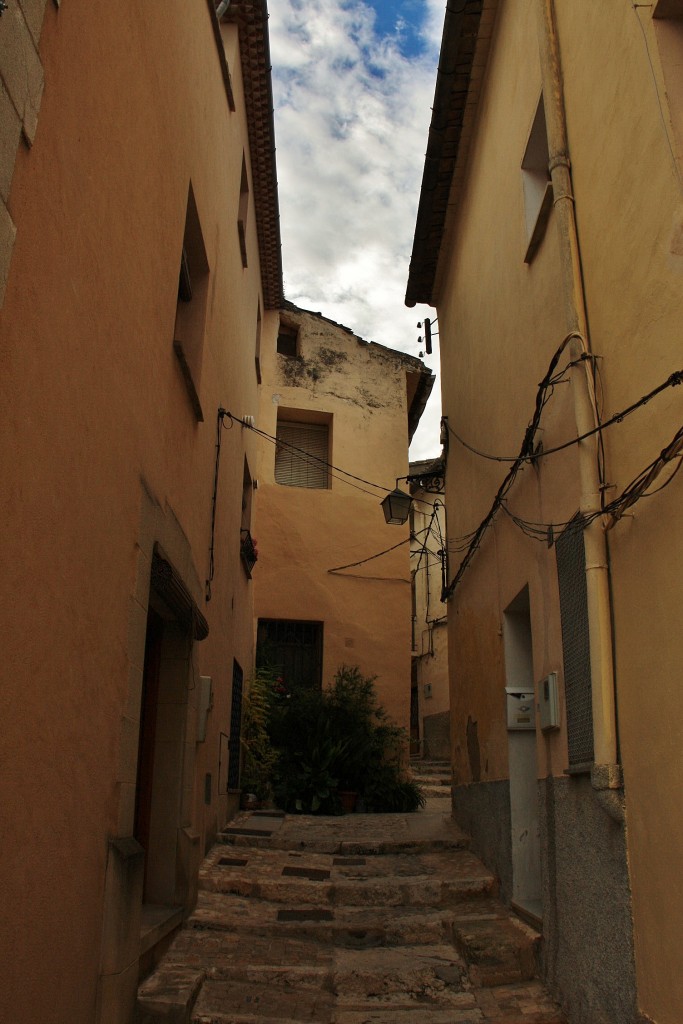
137;807;565;1023
409;757;452;801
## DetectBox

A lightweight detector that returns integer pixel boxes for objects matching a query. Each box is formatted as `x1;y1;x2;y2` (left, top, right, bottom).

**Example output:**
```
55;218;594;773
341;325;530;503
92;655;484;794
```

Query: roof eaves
206;0;237;111
405;0;498;308
222;0;284;309
407;368;435;443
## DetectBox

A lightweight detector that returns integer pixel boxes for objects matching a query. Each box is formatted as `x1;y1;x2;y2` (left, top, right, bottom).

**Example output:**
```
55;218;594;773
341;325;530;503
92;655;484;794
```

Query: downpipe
536;0;622;819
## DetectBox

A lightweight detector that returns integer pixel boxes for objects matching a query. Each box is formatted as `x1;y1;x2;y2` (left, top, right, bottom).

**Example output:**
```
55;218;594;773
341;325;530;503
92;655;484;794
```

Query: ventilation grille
556;517;594;766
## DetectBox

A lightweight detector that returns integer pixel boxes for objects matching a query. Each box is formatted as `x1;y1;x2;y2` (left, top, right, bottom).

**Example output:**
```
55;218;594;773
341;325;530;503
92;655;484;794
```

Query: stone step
216;808;469;858
218;831;467;856
451;914;541;988
409;760;451;772
415;783;452;796
199;847;495;908
188;891;504;948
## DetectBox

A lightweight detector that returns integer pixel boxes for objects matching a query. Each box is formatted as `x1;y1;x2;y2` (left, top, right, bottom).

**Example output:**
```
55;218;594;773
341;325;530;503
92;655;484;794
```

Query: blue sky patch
365;0;427;57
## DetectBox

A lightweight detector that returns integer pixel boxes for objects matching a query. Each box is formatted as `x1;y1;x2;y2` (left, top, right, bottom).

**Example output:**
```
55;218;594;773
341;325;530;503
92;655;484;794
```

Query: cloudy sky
267;0;445;461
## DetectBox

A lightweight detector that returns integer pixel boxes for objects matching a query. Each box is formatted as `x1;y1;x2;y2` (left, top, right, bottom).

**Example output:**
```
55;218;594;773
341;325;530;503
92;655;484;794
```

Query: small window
256;619;323;690
275;418;329;489
255;302;262;383
237;155;249;268
277;322;299;357
174;183;209;421
653;2;683;177
522;94;553;263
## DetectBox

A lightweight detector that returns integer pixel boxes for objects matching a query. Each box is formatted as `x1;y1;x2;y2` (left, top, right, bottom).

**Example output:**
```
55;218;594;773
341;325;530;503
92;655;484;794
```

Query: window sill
173;340;204;421
563;761;593;777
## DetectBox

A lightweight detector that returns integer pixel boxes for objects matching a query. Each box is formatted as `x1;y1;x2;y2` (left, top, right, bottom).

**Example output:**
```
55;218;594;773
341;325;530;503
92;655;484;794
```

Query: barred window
256;619;323;690
275;420;329;489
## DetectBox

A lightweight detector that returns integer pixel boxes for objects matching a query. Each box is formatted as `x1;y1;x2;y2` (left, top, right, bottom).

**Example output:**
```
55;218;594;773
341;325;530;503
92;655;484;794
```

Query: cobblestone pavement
138;798;566;1023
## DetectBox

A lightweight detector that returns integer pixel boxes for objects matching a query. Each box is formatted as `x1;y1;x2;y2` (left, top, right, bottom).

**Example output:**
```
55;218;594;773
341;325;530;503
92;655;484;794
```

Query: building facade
407;2;683;1022
409;457;450;760
0;2;282;1021
253;304;433;731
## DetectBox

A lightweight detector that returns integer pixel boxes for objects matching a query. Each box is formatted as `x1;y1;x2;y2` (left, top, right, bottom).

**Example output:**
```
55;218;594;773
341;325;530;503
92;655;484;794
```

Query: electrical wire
225;411;439;512
497;427;683;540
442;333;577;600
445;367;682;464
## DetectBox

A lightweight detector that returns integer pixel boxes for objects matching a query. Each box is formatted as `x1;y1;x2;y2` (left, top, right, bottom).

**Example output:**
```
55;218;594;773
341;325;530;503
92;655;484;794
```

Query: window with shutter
275;420;329;489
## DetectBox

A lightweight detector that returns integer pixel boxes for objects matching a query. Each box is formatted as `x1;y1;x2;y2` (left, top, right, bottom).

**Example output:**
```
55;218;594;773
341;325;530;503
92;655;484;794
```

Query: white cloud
268;0;445;461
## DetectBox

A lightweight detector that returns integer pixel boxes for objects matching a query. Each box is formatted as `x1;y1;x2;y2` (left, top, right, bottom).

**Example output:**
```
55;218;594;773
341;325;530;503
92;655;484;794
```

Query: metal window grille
256;619;323;690
555;516;594;766
227;660;244;790
275;421;329;489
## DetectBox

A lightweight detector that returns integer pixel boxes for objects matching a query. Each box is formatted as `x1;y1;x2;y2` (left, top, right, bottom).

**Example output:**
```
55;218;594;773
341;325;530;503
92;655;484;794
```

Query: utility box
197;675;213;742
505;687;536;731
539;672;560;731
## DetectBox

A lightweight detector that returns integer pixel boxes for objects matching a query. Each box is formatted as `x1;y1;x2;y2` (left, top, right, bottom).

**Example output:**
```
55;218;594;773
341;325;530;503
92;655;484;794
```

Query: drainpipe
536;0;623;821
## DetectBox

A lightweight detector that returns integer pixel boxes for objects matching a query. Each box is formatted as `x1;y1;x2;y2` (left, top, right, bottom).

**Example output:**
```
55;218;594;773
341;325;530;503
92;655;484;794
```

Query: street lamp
380;487;412;525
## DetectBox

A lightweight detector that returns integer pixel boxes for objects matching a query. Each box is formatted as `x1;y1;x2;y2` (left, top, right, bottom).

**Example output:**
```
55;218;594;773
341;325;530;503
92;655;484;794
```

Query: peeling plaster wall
254;308;421;731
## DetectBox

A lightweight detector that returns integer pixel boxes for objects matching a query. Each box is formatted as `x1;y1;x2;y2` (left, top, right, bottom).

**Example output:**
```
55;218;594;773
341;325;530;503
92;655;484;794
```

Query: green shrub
266;665;424;815
240;670;278;802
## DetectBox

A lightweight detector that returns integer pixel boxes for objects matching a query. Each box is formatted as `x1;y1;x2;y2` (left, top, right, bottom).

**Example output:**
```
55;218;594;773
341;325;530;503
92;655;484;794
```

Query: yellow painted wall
432;0;683;1019
555;4;683;1020
0;3;269;1020
410;494;450;745
436;0;571;786
254;308;422;731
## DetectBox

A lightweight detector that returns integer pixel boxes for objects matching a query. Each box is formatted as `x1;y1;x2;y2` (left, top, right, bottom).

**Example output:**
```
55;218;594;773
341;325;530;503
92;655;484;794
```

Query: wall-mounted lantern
381;487;412;525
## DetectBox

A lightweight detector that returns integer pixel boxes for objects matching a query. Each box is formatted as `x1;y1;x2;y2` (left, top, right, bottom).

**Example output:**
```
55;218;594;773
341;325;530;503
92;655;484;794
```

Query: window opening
275;418;330;489
653;1;683;182
277;321;299;357
256;619;324;690
255;302;262;383
174;183;209;421
522;94;553;263
237;155;249;268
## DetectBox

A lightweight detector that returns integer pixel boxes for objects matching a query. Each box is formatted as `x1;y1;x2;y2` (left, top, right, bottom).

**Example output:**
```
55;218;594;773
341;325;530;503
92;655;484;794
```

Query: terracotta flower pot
339;790;358;814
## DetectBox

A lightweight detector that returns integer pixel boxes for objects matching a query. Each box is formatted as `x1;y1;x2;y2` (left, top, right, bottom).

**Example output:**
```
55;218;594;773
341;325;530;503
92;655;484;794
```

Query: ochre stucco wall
554;4;683;1020
0;3;269;1020
254;308;420;732
431;0;683;1020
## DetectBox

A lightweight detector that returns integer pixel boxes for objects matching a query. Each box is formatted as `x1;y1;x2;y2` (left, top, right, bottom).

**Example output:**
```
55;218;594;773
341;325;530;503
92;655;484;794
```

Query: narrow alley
137;767;565;1024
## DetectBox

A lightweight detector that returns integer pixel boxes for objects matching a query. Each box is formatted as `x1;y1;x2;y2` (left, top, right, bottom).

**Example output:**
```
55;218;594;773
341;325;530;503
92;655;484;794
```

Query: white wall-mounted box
505;687;536;731
539;671;560;731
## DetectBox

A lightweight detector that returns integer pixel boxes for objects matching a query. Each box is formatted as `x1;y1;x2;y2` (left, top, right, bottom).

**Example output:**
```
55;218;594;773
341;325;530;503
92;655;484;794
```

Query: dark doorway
134;607;164;897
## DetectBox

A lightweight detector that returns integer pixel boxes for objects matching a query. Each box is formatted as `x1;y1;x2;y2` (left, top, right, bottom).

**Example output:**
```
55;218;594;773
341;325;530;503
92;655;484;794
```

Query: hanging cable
225;411;438;512
445;366;682;464
442;333;576;600
327;537;410;574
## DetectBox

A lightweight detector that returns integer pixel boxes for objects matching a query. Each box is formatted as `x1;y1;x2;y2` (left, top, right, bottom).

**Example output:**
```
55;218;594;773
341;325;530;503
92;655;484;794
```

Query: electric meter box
539;671;560;731
505;687;536;731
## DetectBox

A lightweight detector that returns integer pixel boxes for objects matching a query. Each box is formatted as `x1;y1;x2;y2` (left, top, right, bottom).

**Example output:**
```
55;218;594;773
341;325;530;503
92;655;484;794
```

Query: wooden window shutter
275;421;329;489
